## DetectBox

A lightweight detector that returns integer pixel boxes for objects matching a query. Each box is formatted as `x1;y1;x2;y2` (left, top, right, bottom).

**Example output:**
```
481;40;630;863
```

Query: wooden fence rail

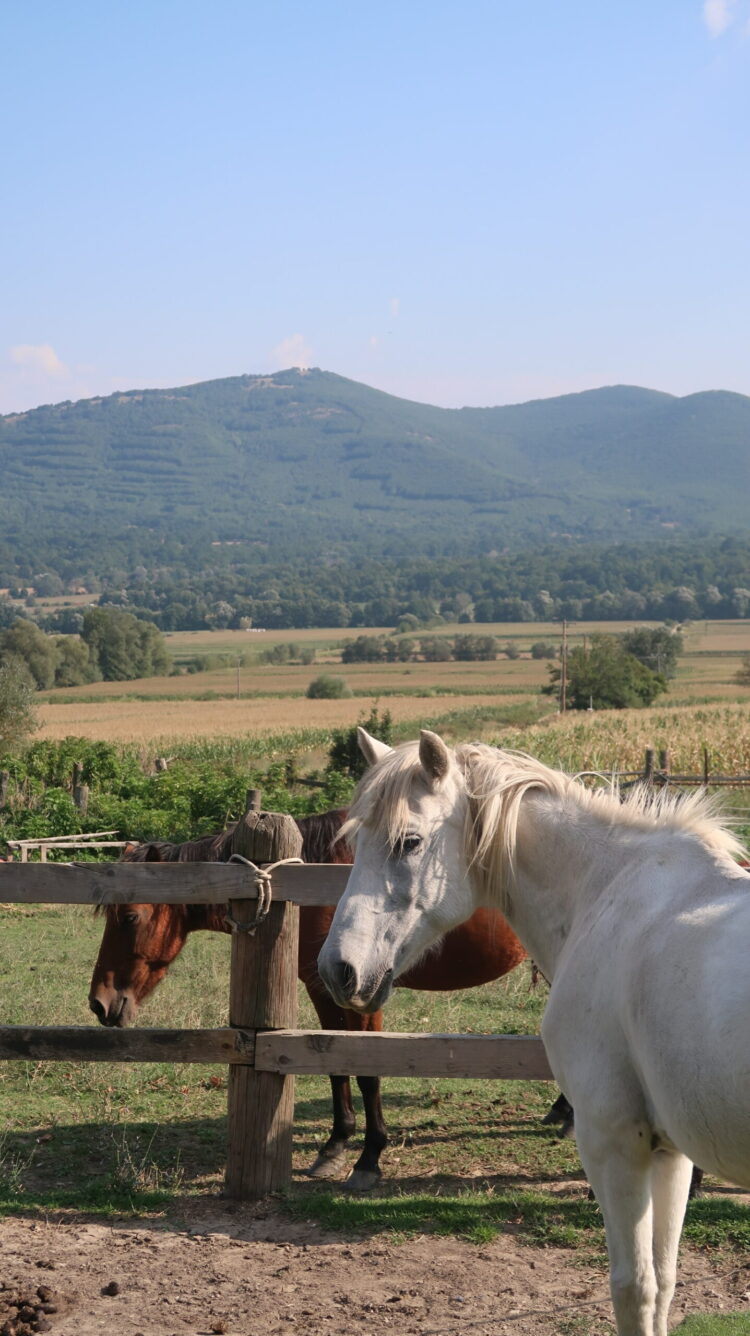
0;813;552;1200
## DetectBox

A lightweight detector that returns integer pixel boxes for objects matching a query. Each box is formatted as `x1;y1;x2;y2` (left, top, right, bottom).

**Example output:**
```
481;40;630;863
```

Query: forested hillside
2;370;749;631
1;370;749;574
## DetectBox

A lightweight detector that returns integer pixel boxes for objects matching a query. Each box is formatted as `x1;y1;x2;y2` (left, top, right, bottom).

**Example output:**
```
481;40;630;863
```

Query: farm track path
1;1202;748;1335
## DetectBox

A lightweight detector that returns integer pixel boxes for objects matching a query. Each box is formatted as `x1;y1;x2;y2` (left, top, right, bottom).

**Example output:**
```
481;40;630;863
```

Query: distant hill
1;369;748;560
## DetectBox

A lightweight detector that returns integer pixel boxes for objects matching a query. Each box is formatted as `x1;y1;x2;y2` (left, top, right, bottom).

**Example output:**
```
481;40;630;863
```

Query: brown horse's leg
302;981;387;1189
542;1090;575;1137
342;1008;387;1193
688;1165;704;1198
299;907;361;1180
305;1073;359;1180
346;1071;387;1193
302;982;362;1180
299;905;388;1190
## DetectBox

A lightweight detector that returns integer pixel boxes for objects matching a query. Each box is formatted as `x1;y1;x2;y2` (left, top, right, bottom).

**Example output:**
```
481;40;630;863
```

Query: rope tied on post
225;853;304;934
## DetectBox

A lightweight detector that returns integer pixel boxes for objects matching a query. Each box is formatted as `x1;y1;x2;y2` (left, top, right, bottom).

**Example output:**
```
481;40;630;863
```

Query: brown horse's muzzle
88;982;137;1027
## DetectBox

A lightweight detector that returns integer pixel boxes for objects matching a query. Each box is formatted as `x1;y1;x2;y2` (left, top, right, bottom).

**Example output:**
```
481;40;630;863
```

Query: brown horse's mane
99;809;351;929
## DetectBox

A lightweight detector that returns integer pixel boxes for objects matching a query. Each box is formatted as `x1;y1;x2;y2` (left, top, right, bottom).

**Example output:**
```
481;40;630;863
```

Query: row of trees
0;609;171;691
4;535;749;635
341;634;556;664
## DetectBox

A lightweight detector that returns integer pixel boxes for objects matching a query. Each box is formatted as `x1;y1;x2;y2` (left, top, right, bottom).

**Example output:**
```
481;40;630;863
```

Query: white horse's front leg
575;1115;657;1336
651;1150;693;1336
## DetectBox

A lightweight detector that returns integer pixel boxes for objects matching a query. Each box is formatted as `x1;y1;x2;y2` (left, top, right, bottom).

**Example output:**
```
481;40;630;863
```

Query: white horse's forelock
341;740;747;902
340;741;430;850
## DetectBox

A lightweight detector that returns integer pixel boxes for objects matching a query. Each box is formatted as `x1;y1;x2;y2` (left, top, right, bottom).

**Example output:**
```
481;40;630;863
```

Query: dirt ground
2;1201;749;1336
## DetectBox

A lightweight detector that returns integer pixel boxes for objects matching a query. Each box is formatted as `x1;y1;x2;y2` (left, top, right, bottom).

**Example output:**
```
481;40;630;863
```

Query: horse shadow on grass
2;1109;747;1256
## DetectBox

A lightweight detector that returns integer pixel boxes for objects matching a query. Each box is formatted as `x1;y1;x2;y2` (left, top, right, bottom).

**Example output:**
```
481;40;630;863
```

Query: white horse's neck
496;792;660;981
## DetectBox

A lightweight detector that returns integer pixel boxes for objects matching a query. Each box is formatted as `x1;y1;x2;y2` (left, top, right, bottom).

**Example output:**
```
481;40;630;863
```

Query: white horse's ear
419;730;451;786
357;727;393;768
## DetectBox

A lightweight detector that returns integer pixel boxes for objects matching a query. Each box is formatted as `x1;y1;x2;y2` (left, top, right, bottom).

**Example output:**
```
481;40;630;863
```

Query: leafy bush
341;636;386;663
0;656;38;757
453;634;498;662
328;706;394;779
735;656;750;686
306;674;352;699
82;608;171;680
420;637;453;662
620;625;683;679
544;634;667;709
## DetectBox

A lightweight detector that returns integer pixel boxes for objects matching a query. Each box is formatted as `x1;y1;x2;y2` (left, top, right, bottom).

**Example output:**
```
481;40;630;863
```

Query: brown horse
89;810;527;1189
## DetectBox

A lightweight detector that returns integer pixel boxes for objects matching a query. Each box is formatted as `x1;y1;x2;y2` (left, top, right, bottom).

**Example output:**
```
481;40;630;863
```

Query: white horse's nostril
339;962;357;996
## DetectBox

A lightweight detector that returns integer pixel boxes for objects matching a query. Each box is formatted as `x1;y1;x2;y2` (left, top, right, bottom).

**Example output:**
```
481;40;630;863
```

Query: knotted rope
224;853;304;934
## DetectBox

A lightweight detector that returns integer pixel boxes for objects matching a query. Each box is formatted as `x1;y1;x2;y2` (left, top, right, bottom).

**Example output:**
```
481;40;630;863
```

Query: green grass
673;1319;750;1334
286;1183;602;1250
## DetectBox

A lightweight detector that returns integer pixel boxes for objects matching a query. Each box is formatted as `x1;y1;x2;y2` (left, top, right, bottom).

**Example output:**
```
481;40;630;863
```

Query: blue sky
2;0;749;413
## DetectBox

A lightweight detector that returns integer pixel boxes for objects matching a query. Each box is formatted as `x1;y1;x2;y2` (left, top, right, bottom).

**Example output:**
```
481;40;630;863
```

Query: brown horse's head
88;811;351;1026
88;844;194;1027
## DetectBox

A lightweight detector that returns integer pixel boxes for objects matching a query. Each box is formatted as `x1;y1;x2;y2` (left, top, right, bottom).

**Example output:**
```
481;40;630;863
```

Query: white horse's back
542;850;750;1188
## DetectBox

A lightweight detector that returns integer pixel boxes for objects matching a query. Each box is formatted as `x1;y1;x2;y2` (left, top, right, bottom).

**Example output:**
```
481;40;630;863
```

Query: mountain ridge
1;368;748;559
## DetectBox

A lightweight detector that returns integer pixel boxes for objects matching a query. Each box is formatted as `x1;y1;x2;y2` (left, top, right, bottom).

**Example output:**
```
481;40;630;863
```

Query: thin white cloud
702;0;738;35
390;297;400;319
10;343;67;376
271;333;312;369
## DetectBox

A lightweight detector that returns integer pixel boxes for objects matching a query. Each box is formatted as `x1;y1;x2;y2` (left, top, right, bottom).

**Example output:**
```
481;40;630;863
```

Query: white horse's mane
343;740;747;903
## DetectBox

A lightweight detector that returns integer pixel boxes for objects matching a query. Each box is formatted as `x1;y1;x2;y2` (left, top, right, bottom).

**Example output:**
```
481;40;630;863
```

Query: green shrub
328;706;394;779
306;674;351;699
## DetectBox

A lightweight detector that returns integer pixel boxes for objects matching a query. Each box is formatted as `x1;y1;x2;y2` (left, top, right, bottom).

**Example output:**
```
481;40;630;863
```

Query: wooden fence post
0;771;9;810
72;762;89;815
73;784;89;815
644;748;654;782
226;810;303;1199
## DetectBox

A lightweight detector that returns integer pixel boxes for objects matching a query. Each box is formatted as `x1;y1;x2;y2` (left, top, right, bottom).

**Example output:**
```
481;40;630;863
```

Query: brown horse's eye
122;911;141;925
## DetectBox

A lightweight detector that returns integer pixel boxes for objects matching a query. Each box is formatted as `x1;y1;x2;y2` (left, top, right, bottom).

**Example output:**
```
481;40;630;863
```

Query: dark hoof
542;1094;574;1126
305;1153;348;1181
344;1168;381;1194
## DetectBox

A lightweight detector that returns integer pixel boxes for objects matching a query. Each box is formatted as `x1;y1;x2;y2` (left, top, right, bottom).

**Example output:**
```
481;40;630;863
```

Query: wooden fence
0;811;552;1199
6;830;129;862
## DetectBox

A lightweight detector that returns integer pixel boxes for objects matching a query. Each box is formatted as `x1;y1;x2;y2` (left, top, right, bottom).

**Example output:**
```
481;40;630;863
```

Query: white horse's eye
395;835;422;857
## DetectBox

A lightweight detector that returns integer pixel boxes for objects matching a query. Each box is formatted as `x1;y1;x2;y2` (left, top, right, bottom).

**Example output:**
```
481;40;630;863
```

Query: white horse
318;728;750;1336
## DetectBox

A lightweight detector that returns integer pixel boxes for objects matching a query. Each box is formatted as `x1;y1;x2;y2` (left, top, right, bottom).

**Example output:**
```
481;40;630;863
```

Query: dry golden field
43;655;552;701
34;619;750;749
35;692;534;743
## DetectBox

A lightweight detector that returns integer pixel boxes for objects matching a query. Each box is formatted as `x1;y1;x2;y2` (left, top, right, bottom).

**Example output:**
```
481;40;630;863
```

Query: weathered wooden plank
0;1025;255;1064
0;861;350;906
255;1030;554;1080
7;831;119;846
12;842;129;852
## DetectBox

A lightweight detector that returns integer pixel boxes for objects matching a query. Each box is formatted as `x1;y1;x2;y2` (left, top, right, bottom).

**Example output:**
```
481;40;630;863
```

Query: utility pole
236;656;241;699
560;619;568;714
